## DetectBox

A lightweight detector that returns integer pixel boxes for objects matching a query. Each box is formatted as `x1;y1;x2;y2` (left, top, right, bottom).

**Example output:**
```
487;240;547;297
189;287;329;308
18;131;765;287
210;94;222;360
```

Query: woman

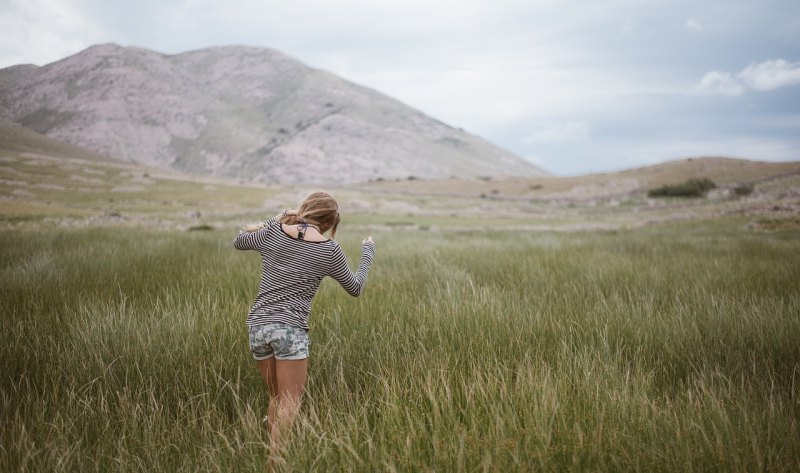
233;191;375;447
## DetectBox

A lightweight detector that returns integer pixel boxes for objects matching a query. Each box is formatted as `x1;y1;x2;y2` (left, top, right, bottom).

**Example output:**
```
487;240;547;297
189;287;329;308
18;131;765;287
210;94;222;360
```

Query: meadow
2;218;799;472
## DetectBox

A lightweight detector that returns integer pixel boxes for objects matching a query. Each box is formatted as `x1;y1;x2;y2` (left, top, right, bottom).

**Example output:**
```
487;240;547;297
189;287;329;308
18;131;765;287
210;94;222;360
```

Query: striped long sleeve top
233;218;375;330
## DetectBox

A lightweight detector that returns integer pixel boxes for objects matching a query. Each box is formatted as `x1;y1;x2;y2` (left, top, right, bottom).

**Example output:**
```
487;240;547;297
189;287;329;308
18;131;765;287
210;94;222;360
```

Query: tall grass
1;222;799;471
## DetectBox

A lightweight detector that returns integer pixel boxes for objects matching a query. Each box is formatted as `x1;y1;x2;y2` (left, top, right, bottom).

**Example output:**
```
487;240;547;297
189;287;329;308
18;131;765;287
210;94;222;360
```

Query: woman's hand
362;236;375;245
242;222;266;233
275;209;298;220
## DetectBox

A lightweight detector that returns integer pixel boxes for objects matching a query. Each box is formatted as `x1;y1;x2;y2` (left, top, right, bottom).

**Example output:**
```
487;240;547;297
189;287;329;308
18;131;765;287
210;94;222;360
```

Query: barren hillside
0;44;546;184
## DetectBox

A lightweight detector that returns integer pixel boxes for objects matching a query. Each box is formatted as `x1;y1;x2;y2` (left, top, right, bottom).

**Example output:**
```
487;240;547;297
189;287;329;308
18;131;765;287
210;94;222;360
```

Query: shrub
733;183;754;196
647;178;716;197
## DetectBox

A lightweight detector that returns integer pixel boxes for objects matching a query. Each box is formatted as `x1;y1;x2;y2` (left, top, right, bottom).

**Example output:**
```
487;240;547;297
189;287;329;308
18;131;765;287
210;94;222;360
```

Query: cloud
685;18;704;33
739;59;800;91
0;0;103;67
696;71;745;95
523;121;592;144
696;59;800;95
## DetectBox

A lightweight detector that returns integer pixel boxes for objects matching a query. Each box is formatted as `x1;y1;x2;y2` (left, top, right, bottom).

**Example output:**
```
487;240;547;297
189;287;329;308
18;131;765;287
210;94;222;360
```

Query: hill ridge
0;44;547;184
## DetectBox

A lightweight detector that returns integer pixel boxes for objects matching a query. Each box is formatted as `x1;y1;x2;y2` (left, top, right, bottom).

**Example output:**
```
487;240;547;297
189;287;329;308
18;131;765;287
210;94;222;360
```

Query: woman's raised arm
328;240;375;296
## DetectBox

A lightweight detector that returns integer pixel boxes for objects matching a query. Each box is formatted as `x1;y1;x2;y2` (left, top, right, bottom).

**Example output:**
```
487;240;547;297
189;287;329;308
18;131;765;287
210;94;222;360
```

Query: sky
1;0;799;175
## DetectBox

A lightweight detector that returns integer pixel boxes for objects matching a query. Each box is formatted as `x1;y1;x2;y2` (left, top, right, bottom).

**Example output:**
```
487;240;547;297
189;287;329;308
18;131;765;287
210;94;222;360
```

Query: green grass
1;222;799;472
647;178;717;198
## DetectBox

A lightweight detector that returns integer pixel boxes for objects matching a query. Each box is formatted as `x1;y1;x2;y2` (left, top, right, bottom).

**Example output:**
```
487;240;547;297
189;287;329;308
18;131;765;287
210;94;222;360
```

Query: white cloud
696;70;744;95
696;59;800;95
739;59;800;91
523;121;592;144
0;0;103;67
685;18;704;33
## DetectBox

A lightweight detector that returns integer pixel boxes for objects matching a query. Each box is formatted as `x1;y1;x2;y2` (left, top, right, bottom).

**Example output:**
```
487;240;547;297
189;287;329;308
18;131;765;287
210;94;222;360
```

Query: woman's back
234;217;375;330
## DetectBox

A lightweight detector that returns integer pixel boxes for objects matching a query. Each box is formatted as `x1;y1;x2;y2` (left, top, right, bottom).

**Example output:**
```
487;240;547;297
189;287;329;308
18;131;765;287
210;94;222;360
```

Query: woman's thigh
257;357;278;396
275;359;308;401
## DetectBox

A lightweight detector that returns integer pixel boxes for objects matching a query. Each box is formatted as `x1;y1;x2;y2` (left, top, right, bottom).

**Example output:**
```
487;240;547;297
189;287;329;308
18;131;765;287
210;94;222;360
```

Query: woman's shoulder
325;239;342;250
318;238;339;248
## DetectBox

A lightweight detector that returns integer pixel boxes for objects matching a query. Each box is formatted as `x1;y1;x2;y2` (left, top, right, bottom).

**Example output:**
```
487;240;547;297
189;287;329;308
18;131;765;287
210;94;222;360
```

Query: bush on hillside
647;178;716;197
733;183;754;196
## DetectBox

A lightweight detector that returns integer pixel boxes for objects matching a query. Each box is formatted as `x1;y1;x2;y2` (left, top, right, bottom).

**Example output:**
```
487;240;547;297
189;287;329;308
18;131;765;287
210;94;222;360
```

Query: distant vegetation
187;224;214;231
648;178;717;197
733;183;755;196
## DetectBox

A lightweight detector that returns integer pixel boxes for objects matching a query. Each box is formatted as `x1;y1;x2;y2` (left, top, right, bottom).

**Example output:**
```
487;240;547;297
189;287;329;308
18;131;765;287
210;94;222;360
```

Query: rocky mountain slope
0;44;546;184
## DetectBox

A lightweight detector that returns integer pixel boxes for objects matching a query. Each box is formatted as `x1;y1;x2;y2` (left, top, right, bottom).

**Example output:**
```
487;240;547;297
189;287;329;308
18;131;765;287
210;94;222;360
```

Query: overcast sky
1;0;799;175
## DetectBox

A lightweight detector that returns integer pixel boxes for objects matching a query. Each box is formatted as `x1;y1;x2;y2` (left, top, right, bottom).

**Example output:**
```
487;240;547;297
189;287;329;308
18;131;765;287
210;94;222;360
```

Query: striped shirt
233;218;375;330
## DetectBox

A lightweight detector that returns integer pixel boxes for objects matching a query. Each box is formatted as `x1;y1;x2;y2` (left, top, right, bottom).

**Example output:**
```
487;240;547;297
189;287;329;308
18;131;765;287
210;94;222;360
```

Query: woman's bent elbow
348;287;364;297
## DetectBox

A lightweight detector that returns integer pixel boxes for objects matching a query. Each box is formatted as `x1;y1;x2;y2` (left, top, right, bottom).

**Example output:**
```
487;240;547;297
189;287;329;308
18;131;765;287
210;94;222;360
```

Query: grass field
2;126;800;470
2;218;799;472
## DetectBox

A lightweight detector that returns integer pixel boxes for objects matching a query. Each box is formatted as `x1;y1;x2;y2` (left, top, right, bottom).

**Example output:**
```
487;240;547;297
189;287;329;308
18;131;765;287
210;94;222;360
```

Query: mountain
0;43;547;184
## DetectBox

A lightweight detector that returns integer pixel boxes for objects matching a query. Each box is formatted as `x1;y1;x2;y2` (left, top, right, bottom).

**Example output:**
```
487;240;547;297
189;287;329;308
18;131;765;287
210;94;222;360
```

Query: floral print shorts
249;323;310;361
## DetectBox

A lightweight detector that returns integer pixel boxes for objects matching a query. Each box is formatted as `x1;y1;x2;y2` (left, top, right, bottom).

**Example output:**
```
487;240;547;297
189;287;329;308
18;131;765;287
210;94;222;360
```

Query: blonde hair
279;191;341;238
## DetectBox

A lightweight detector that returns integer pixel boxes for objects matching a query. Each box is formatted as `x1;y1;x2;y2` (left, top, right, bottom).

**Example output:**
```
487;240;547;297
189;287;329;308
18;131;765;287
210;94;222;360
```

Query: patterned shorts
249;323;310;361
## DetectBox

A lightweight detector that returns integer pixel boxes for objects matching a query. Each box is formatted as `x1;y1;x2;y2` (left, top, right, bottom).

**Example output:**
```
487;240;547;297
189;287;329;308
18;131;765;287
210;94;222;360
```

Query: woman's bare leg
270;358;308;448
257;358;279;433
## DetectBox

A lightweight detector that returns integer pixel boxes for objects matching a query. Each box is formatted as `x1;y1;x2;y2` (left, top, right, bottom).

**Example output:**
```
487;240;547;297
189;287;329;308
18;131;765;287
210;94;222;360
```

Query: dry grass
2;130;800;471
360;157;800;199
3;145;799;235
1;221;799;472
